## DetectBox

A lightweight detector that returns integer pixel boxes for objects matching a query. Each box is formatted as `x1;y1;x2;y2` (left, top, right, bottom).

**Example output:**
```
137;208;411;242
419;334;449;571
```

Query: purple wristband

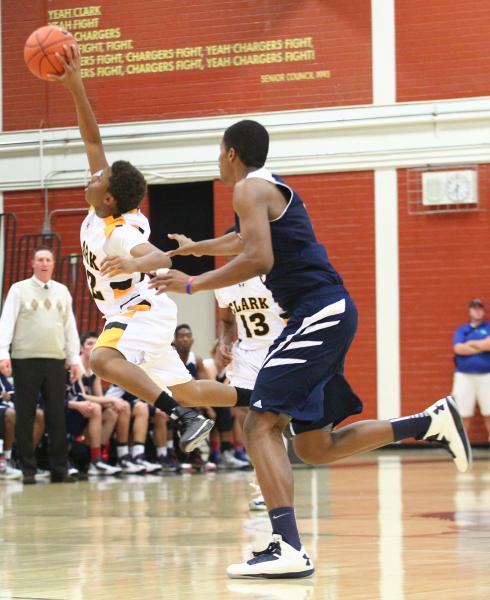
185;276;195;295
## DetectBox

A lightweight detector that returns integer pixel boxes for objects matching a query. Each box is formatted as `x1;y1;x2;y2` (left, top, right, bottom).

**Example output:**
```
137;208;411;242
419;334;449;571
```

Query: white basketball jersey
80;208;159;317
214;276;286;350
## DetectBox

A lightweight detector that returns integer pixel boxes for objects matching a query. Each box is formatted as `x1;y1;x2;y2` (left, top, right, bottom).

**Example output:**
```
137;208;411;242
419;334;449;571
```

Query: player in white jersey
52;46;241;453
215;272;287;506
215;275;286;392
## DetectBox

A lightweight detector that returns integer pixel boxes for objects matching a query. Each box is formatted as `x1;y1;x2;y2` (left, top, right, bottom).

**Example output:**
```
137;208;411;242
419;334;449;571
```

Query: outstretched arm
149;179;273;293
167;232;243;258
100;242;171;277
49;45;108;174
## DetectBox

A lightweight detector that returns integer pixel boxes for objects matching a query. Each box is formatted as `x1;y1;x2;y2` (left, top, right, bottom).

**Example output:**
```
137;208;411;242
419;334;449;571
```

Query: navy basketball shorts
213;406;234;432
123;394;156;418
250;290;358;425
0;404;8;439
66;407;88;437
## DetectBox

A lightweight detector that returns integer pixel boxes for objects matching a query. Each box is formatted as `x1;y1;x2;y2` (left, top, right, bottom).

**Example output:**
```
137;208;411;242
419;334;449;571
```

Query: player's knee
5;407;15;426
133;402;147;417
92;403;102;417
293;443;325;465
90;350;106;378
154;410;167;424
243;411;275;442
293;431;335;465
105;407;117;420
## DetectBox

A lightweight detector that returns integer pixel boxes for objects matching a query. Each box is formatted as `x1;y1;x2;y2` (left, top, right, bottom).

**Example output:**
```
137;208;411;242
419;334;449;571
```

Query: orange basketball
24;25;77;81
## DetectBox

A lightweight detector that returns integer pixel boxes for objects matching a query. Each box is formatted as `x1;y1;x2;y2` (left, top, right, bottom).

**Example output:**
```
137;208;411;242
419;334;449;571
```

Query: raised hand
47;43;82;88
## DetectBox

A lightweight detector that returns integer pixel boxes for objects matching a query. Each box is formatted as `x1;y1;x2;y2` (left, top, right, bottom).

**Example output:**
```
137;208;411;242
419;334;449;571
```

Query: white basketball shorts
451;371;490;417
95;294;191;389
226;341;271;390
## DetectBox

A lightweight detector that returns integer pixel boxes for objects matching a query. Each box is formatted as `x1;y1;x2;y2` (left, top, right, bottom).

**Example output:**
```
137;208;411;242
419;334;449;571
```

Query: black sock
235;387;252;407
391;413;432;441
154;391;179;416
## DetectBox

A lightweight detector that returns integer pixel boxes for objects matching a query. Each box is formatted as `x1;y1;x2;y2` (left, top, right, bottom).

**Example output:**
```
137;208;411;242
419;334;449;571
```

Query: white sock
132;444;145;458
5;450;11;460
157;446;167;458
117;445;129;459
0;440;4;454
166;440;174;449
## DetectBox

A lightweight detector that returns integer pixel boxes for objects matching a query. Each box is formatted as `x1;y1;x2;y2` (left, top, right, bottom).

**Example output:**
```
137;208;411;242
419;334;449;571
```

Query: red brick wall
398;166;490;442
8;169;490;441
215;172;378;421
397;0;490;101
2;0;372;130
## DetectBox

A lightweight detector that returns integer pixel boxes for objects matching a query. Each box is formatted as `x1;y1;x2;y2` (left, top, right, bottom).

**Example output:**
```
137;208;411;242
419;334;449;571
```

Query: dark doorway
148;181;214;275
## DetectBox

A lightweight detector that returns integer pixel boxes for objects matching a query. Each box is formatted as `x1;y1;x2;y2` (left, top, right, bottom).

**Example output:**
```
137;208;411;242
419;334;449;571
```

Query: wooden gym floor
0;449;489;600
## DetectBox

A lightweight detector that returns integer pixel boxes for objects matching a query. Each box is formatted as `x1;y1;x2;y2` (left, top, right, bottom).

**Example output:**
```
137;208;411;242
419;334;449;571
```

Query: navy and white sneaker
118;454;146;475
249;495;267;511
158;453;179;473
423;396;472;473
249;482;267;511
227;534;314;579
88;459;122;476
132;455;162;474
171;407;215;453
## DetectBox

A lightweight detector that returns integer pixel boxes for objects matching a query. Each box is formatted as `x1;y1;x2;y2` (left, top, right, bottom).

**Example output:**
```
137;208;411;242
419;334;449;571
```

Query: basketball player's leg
228;309;332;578
293;397;471;473
90;344;214;452
169;378;237;407
85;402;103;450
243;410;292;508
227;407;314;580
101;406;118;446
293;421;393;465
91;347;163;403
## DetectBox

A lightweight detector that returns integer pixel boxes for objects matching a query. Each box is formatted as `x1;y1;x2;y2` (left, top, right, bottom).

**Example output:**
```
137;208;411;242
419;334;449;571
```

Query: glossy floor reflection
0;449;489;599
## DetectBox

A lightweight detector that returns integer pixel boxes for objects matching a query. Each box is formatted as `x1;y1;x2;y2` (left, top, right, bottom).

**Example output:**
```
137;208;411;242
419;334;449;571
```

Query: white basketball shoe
227;534;314;579
422;396;472;472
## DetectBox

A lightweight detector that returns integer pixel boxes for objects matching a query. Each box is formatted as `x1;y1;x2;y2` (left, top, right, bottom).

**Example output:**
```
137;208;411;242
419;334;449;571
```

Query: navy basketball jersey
235;168;344;312
185;351;198;379
81;371;97;396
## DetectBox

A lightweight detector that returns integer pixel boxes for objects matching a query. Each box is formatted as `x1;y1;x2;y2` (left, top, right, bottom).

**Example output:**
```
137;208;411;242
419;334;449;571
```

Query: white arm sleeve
63;289;81;365
0;285;21;361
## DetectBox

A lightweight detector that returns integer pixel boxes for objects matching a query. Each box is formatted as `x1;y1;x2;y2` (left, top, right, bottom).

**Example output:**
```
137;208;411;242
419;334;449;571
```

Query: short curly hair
108;160;147;215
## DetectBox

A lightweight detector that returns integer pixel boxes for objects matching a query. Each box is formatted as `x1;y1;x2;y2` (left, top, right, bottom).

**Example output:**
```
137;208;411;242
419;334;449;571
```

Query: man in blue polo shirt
452;298;490;441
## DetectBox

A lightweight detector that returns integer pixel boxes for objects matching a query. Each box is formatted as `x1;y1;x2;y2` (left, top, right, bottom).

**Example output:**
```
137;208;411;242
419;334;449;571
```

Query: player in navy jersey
173;324;217;472
151;119;472;579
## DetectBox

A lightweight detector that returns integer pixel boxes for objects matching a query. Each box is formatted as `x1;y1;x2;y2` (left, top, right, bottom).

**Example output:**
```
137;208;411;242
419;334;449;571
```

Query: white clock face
445;174;470;202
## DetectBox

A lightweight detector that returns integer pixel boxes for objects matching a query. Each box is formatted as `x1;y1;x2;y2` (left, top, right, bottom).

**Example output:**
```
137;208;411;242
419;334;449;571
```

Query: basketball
24;25;77;81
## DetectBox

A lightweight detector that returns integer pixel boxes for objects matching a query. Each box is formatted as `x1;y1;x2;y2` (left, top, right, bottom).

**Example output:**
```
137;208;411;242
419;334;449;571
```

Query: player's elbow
260;256;274;274
249;253;273;276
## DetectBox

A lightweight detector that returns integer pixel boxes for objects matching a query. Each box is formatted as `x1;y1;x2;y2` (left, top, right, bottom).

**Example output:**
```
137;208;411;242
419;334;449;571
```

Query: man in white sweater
0;246;81;484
